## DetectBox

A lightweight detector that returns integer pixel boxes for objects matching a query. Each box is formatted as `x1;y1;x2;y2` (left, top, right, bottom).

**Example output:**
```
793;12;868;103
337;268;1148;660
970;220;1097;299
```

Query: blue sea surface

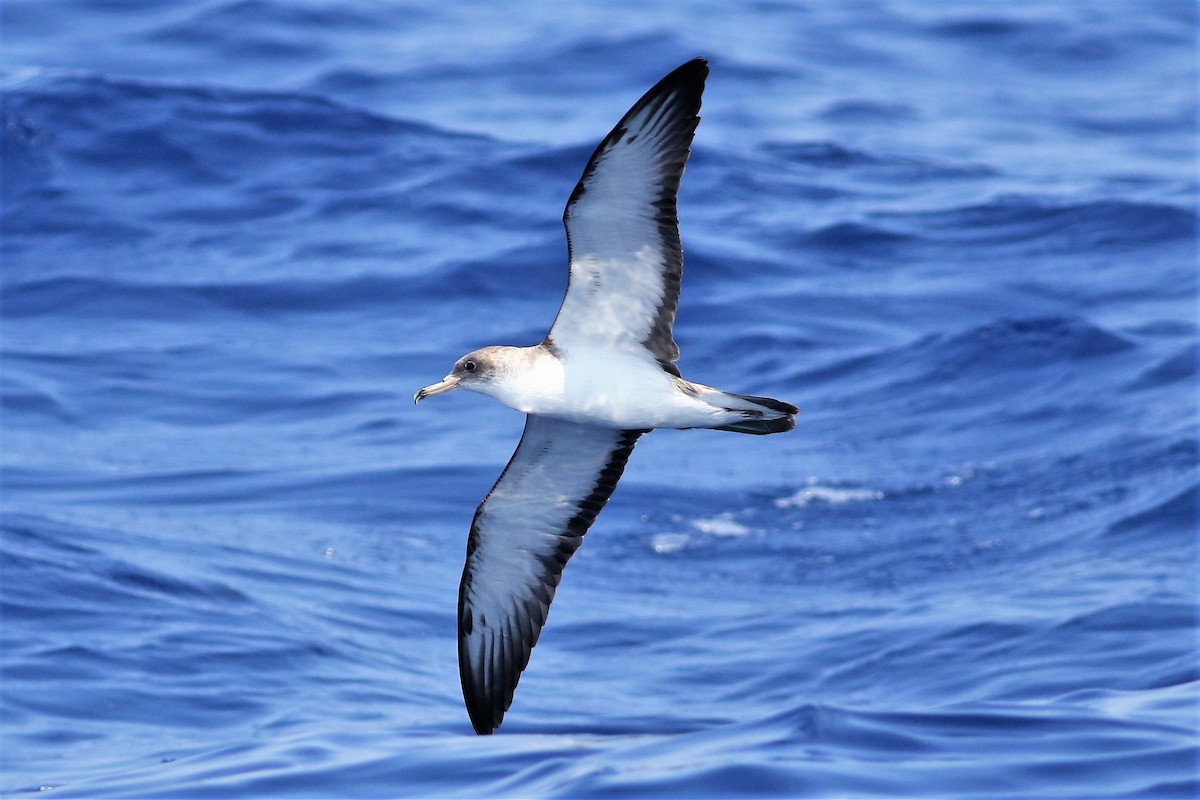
2;1;1197;797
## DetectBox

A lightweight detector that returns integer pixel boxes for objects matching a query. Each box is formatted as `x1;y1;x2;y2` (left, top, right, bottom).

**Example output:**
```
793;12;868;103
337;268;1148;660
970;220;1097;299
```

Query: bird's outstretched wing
549;58;708;374
458;415;644;734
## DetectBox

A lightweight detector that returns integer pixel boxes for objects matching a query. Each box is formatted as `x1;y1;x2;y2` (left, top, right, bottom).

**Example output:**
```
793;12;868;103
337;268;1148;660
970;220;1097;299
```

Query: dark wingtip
656;57;709;104
461;666;500;735
564;57;709;211
671;57;709;79
686;57;709;78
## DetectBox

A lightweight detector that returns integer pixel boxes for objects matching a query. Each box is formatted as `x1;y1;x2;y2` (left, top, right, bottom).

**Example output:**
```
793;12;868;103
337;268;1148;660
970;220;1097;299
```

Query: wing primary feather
552;59;708;371
457;419;645;734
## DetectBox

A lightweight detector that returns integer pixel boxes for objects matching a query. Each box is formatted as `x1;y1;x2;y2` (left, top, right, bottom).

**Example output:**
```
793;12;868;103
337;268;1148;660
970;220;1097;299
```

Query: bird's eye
463;360;477;373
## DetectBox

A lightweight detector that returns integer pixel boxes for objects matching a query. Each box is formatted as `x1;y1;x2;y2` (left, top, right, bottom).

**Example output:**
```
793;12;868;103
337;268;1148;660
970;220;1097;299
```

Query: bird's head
414;347;510;404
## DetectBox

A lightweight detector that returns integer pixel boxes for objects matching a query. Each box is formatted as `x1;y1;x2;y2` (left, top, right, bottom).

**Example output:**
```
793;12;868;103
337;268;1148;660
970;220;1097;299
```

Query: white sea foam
650;533;689;554
691;514;751;537
775;483;883;509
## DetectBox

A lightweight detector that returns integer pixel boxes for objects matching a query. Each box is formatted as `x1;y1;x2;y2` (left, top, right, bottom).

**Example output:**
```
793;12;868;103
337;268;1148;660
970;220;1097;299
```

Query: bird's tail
694;386;798;435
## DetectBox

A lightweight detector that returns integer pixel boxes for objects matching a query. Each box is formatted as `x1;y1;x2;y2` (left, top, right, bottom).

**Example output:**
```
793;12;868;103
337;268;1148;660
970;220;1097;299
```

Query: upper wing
549;59;708;372
458;415;644;734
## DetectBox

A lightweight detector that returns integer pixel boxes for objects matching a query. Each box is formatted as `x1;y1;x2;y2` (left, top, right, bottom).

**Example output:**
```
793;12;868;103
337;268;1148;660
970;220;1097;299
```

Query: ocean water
2;1;1197;797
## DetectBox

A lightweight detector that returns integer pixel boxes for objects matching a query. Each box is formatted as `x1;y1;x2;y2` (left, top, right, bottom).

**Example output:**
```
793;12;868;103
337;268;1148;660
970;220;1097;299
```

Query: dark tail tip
710;390;798;434
713;414;795;435
733;393;799;415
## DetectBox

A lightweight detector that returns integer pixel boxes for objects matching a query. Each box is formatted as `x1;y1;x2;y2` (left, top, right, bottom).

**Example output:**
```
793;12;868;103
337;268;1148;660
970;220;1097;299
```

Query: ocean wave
1127;343;1199;391
762;140;995;182
2;71;486;200
884;197;1195;250
795;316;1137;394
1107;481;1199;539
800;221;914;250
3;3;1195;797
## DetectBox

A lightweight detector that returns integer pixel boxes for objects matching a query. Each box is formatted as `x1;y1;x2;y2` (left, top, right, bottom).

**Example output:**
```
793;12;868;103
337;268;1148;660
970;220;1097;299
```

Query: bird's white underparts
414;57;797;735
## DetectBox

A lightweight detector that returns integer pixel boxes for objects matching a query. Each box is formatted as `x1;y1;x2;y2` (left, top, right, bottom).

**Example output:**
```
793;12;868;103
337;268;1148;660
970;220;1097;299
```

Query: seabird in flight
415;58;797;734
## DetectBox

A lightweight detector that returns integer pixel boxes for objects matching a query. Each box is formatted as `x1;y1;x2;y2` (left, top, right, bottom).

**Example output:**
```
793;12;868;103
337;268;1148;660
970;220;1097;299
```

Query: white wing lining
457;415;644;734
550;59;708;371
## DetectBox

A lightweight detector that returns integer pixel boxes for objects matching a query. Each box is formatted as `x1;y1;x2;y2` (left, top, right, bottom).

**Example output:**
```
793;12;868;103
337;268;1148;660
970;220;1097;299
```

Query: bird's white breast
486;346;718;430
